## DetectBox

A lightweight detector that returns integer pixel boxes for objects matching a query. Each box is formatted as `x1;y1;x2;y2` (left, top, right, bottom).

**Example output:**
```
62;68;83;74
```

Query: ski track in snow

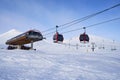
0;49;120;80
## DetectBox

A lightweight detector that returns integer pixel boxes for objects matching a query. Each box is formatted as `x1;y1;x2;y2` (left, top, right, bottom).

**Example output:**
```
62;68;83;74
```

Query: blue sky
0;0;120;41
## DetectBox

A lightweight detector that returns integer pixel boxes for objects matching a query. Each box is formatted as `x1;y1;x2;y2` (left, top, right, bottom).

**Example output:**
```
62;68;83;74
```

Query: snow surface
0;49;120;80
0;29;21;44
0;29;120;80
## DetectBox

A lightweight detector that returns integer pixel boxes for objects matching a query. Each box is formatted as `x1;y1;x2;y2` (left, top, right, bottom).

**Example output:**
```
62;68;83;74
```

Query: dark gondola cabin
79;32;89;43
53;32;64;43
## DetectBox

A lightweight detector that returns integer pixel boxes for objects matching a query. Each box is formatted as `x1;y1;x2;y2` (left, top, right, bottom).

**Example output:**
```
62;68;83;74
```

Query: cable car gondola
53;25;64;43
79;27;89;43
53;32;64;43
79;32;89;43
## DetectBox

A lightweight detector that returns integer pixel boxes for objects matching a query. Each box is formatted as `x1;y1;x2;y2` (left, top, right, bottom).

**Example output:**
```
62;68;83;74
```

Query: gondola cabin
79;32;89;43
53;32;64;43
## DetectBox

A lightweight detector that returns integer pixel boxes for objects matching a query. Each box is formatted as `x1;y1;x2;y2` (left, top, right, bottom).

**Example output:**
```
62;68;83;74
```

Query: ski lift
53;32;64;43
53;26;64;43
79;27;89;43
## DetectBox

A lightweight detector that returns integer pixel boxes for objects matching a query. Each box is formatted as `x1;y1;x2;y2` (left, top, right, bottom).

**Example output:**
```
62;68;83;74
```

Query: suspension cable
43;17;120;37
42;3;120;33
57;3;120;31
61;17;120;34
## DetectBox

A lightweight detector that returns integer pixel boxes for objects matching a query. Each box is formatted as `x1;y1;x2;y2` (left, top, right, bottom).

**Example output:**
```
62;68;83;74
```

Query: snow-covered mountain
0;29;21;44
0;29;120;80
0;29;21;49
0;29;120;52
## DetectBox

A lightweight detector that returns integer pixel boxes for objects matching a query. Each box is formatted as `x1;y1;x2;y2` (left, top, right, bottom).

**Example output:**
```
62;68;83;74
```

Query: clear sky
0;0;120;41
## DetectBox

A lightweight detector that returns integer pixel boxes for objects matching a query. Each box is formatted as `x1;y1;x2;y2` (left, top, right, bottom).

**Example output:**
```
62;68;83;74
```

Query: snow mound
0;29;21;44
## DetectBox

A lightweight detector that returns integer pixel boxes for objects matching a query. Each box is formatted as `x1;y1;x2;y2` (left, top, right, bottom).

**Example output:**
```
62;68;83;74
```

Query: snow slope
0;29;21;44
0;29;21;49
0;29;120;80
0;50;120;80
